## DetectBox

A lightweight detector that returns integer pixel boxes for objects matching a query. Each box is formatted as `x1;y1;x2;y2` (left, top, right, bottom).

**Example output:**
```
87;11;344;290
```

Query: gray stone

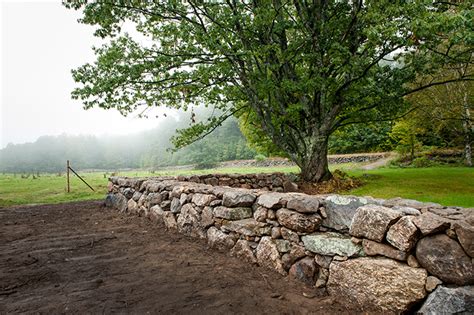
351;237;362;245
416;234;474;285
256;236;286;275
412;212;450;236
362;239;408;261
253;206;268;222
257;192;287;208
221;218;271;237
132;191;142;202
454;222;474;257
276;208;322;233
275;239;291;253
162;212;177;229
418;285;474;314
386;216;420;251
137;193;147;207
314;254;332;269
214;206;253;220
425;276;442;293
201;207;214;228
192;193;216;206
349;204;402;242
207;227;235;250
127;199;139;213
170;198;182;214
283;180;299;192
407;255;420;268
271;227;281;239
146;192;163;208
384;197;440;210
286;195;320;214
327;257;428;313
289;257;317;286
105;193;127;212
322;195;371;231
179;193;189;205
267;209;276;220
149;205;165;223
122;187;135;199
315;268;329;288
281;245;306;270
302;232;364;257
177;204;204;238
280;227;300;243
392;206;421;216
230;240;257;264
160;200;171;211
222;190;256;207
170;185;185;198
319;206;327;219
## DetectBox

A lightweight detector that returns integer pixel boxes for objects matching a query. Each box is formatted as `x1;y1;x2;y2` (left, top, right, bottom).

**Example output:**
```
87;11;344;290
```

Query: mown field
1;164;473;208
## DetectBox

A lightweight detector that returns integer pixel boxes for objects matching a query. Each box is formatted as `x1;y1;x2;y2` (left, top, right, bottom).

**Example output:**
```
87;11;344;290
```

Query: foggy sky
0;1;166;149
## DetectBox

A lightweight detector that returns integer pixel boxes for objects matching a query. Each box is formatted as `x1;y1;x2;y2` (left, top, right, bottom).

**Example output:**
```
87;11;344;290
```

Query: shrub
411;157;435;168
254;154;266;162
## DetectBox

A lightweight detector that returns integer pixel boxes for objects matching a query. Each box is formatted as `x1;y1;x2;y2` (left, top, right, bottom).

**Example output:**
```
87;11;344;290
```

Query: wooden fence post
67;160;70;193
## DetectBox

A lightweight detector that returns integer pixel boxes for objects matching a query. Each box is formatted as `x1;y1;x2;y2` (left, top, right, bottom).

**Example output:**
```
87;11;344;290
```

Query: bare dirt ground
0;201;359;314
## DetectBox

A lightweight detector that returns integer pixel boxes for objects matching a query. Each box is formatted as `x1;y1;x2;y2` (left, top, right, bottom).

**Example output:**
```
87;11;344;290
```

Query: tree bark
296;137;332;183
461;87;472;167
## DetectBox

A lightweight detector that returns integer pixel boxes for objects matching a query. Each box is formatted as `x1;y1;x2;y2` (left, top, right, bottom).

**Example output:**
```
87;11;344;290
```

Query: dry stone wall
106;175;474;314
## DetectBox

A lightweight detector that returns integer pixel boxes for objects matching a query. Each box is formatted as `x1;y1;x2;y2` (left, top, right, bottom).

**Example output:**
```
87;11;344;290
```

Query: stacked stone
109;173;296;192
106;177;473;314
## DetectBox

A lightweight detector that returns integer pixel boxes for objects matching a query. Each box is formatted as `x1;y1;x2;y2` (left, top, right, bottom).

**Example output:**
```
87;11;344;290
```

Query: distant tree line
0;110;255;173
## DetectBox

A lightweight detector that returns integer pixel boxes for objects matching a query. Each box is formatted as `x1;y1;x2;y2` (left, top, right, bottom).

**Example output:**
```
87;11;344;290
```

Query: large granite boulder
192;193;216;207
322;195;371;231
289;257;318;286
256;192;287;209
416;234;474;285
148;205;165;223
418;285;474;314
222;190;256;207
221;218;271;237
256;237;286;275
363;239;408;261
386;216;419;251
170;197;182;214
213;206;252;220
127;199;139;214
276;208;322;233
230;240;257;264
286;195;320;213
162;212;177;229
105;193;128;212
412;212;450;236
207;227;235;250
454;222;474;257
349;205;402;242
302;232;364;257
327;257;427;313
177;204;204;238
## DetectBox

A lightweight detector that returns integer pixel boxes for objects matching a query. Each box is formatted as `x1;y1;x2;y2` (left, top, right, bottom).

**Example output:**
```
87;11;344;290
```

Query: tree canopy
66;1;473;181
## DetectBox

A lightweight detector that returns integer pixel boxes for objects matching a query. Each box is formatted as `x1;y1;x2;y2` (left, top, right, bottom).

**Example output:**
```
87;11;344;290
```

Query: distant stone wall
111;173;298;192
106;175;473;314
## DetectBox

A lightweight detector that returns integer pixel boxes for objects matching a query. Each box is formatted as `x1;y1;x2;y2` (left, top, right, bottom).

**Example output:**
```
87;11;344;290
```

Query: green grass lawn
1;165;473;208
345;167;474;208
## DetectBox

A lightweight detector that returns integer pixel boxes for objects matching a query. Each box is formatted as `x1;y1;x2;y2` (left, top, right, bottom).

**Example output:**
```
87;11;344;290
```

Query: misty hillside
0;116;256;173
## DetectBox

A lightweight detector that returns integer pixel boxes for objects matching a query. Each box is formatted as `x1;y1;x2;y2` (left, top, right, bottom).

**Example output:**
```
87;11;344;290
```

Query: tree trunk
462;87;472;167
297;137;332;183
